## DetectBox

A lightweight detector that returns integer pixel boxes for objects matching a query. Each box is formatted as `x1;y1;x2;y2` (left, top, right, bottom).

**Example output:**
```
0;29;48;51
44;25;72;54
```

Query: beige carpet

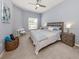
1;33;79;59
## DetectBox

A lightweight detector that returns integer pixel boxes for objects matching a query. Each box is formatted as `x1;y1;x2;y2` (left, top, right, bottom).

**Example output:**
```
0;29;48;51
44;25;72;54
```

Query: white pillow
48;26;60;31
48;26;54;31
52;27;60;30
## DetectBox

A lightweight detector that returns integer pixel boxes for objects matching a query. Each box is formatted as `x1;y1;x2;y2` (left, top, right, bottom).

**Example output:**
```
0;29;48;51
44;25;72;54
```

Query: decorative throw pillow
52;27;60;31
4;35;12;42
48;26;60;31
10;34;15;40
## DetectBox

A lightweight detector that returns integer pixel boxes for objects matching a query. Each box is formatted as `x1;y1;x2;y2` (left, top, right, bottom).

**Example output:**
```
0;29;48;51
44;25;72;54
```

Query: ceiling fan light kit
36;4;40;8
29;0;46;10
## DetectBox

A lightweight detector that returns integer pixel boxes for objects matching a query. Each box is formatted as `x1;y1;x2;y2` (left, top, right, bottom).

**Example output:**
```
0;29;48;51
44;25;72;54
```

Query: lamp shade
66;23;72;29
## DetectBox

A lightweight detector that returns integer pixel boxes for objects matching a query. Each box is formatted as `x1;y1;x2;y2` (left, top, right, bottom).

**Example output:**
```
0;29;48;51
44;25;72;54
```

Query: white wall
0;0;41;54
12;5;23;31
0;0;14;53
13;5;41;32
22;9;41;31
42;0;79;44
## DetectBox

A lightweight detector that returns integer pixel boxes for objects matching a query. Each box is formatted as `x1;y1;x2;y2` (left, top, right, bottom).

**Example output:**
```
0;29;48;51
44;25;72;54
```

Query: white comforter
31;29;60;42
30;29;61;55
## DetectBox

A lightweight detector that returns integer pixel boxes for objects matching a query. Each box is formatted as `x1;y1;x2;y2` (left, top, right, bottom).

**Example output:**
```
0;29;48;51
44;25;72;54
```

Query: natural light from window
28;17;38;30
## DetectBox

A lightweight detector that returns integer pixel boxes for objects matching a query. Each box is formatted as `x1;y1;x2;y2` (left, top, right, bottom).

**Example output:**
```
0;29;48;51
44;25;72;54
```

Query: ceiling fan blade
35;7;38;10
37;0;39;2
28;0;46;10
28;2;36;5
39;4;46;7
37;0;41;3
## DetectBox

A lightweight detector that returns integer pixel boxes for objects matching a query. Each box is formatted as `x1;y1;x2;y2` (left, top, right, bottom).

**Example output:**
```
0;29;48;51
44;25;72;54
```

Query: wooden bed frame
47;22;64;33
31;22;64;55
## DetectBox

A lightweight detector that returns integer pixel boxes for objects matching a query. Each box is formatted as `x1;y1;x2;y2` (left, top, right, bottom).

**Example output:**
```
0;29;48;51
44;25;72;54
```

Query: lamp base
67;28;70;33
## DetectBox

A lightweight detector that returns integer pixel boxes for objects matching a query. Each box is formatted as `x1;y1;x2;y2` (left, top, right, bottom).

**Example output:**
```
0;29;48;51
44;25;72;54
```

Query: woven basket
5;37;19;51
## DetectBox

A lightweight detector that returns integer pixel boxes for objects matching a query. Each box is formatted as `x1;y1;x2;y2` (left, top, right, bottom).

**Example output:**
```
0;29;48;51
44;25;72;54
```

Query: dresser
61;32;75;47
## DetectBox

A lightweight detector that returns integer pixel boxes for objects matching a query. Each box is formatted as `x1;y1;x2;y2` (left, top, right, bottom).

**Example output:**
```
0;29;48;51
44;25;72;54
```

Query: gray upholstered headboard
47;22;64;33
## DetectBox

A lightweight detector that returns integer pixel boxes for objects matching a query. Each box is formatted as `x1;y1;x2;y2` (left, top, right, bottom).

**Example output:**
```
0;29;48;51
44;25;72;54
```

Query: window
28;17;38;30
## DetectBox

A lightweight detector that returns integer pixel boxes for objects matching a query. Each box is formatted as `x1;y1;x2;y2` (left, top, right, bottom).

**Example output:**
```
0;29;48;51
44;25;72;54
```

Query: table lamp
66;23;72;33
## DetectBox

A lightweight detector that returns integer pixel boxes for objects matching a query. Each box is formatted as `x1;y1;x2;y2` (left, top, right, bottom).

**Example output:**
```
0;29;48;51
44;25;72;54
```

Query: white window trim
28;17;38;30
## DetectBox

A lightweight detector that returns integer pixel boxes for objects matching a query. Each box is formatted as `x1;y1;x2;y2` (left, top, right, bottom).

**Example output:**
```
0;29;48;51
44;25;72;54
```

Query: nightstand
61;32;75;47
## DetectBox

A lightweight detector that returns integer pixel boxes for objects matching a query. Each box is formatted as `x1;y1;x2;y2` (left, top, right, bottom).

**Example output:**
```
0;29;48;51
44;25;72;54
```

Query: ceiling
11;0;64;13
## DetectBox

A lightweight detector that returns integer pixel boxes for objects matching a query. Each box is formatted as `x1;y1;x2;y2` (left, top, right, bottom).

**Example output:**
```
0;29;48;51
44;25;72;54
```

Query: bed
30;22;64;55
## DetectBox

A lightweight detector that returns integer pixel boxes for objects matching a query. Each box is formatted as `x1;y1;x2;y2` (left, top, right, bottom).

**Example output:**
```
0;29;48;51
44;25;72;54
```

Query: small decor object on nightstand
62;32;75;47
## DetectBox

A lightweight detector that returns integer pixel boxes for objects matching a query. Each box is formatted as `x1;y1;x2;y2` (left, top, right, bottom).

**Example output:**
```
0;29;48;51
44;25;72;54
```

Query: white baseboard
0;50;5;59
75;44;79;47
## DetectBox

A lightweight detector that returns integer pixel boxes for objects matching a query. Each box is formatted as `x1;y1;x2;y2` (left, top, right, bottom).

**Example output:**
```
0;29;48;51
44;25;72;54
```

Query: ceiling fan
29;0;46;10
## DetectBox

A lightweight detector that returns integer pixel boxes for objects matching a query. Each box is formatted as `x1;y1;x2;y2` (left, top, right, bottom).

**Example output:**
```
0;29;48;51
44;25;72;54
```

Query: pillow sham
52;27;60;31
47;26;60;31
47;26;54;31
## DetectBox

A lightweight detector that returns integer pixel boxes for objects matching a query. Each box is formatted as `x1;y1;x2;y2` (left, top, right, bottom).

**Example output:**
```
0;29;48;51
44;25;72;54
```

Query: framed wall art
1;1;11;23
